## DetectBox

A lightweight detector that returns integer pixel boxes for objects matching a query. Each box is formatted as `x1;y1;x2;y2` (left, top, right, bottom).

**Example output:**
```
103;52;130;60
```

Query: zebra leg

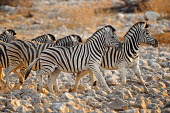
89;71;100;90
118;65;127;88
4;67;13;90
37;73;43;92
90;65;111;92
48;69;60;94
0;67;6;89
70;71;89;92
11;70;24;91
131;65;149;93
20;67;26;79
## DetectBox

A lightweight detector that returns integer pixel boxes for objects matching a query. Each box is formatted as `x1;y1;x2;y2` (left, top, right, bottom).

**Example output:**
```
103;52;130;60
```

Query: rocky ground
0;0;170;113
0;46;170;113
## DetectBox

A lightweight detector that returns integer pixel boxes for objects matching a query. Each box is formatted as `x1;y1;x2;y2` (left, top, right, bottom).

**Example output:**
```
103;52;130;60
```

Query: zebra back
56;34;82;47
37;25;119;74
31;34;56;44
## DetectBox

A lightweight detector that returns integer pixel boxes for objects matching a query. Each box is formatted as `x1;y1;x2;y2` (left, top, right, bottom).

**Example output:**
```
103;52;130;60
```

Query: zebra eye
145;32;149;35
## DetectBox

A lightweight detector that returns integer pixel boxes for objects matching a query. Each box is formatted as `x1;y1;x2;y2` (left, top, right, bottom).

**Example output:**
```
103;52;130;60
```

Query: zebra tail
25;58;40;80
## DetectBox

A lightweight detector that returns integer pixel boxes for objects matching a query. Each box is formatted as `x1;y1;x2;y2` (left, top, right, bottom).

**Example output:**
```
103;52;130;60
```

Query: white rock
116;13;125;19
119;108;139;113
34;107;44;113
7;99;21;111
108;97;128;110
60;93;74;100
52;102;68;112
16;105;29;113
145;11;160;21
133;98;146;109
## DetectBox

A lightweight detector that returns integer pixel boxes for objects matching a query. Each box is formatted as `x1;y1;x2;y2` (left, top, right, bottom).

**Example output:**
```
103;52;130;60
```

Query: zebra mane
124;22;148;39
86;25;116;43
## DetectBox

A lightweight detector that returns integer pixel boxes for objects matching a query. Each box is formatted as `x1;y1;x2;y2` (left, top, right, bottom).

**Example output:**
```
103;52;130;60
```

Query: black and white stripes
25;25;122;93
0;29;16;43
73;22;158;92
31;34;56;44
3;34;82;90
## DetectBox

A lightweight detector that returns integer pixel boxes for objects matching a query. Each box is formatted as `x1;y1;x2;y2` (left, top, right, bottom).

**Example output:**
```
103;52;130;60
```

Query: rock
108;97;128;110
140;109;152;113
85;89;96;96
0;105;5;111
0;5;16;12
150;62;161;69
148;88;160;94
34;107;44;113
111;0;126;8
164;75;170;81
96;90;107;96
44;107;53;113
116;13;125;19
105;74;119;86
66;101;79;111
51;102;69;112
163;102;170;109
162;108;170;113
119;108;139;113
166;54;170;60
16;105;29;113
145;11;160;21
6;99;21;111
60;93;74;100
131;85;144;93
147;104;160;110
160;60;169;67
89;109;103;113
133;97;146;109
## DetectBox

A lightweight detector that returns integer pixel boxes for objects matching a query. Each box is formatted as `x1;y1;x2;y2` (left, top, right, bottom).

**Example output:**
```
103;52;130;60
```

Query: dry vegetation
54;0;112;29
149;0;170;13
0;0;169;44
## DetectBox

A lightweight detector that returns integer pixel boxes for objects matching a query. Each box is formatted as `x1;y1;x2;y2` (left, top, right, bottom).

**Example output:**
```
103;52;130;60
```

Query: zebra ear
71;36;77;42
144;22;150;28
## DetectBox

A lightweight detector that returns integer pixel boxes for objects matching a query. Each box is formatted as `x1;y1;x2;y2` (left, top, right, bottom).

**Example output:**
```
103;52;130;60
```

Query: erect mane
124;22;147;39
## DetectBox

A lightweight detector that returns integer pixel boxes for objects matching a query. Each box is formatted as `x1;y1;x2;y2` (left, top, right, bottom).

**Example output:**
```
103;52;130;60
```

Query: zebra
0;29;16;43
0;42;10;88
25;25;122;93
2;34;82;91
31;34;56;44
56;34;82;46
72;22;159;93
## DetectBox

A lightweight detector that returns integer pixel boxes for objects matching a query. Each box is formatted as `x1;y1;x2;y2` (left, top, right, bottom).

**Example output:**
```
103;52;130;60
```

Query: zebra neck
123;37;140;59
87;39;106;57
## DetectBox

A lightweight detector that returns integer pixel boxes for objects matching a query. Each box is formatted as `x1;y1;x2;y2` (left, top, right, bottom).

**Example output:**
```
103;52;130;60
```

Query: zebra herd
0;22;158;94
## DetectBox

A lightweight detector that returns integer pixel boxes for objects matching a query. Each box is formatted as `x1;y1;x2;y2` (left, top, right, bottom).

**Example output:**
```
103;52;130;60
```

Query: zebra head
104;25;122;50
139;22;159;47
3;29;16;36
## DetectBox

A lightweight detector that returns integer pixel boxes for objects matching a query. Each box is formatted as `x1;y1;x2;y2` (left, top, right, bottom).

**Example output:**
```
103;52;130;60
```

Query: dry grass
56;0;112;29
139;0;170;18
0;0;32;7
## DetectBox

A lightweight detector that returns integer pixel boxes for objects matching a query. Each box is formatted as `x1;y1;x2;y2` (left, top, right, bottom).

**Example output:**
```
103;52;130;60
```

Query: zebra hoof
69;88;76;92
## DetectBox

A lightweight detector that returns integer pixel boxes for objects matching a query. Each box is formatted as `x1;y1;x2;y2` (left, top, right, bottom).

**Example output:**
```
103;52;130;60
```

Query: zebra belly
56;64;89;73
